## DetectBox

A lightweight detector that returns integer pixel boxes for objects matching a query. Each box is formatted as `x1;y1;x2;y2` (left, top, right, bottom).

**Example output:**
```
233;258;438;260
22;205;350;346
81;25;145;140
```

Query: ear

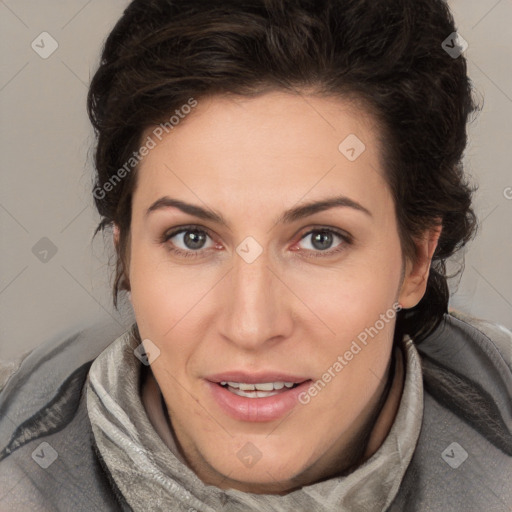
112;222;132;302
113;222;120;248
398;223;442;309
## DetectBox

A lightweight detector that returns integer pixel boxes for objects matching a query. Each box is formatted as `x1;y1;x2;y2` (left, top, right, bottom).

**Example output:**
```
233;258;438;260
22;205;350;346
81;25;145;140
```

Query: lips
204;371;312;422
206;371;310;385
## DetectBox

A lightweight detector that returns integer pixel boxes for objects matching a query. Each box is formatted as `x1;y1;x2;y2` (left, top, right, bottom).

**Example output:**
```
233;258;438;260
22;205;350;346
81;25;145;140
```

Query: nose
218;247;293;351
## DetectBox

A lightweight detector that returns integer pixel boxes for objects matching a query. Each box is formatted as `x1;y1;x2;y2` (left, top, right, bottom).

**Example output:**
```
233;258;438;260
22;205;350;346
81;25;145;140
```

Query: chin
200;440;312;491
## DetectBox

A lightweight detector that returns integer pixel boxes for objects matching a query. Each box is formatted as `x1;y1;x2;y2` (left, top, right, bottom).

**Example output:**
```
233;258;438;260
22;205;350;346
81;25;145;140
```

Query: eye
161;225;215;258
296;228;352;258
161;225;352;259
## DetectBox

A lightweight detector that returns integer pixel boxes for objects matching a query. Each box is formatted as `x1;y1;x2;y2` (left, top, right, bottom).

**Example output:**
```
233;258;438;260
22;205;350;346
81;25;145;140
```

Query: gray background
1;0;511;360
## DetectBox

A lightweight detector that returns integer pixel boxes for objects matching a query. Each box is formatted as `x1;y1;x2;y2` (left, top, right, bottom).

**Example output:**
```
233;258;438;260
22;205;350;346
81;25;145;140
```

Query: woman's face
125;91;433;492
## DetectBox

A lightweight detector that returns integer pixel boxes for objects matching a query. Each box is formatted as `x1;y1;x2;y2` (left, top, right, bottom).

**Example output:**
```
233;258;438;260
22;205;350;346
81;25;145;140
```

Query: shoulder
415;309;512;443
447;308;512;371
0;319;128;432
0;347;34;393
391;310;512;511
0;320;130;511
415;308;512;389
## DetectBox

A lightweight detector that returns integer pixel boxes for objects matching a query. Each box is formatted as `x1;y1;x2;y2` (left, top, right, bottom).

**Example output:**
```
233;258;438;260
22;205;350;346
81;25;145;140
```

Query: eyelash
160;224;353;260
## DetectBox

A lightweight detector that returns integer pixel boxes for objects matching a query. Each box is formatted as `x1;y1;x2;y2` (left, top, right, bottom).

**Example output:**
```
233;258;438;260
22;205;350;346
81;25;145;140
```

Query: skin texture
116;91;441;494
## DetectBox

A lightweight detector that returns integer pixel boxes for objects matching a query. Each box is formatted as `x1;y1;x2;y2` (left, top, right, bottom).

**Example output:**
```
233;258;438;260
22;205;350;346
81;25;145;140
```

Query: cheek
292;244;402;330
128;242;178;338
289;244;402;396
128;243;217;355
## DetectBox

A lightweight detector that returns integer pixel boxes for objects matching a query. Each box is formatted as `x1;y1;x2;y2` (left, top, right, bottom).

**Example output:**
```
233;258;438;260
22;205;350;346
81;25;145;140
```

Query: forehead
132;91;391;221
141;91;379;161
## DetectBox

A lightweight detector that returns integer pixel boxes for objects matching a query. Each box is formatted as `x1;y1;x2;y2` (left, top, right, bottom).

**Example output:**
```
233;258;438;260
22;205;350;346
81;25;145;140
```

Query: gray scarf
86;330;423;512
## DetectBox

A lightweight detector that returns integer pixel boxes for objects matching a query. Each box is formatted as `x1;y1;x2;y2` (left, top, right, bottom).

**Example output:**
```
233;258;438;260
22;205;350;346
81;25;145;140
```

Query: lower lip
205;380;312;422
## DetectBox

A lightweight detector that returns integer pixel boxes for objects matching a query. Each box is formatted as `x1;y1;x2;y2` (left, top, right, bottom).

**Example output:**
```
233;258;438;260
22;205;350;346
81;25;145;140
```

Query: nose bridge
220;247;287;349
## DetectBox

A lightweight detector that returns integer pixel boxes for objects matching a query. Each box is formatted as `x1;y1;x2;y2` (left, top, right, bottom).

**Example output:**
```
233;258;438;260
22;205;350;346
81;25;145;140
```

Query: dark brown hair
87;0;480;343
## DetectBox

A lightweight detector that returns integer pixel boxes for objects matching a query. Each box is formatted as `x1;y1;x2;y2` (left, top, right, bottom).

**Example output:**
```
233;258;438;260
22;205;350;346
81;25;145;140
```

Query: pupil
185;230;206;250
312;231;332;251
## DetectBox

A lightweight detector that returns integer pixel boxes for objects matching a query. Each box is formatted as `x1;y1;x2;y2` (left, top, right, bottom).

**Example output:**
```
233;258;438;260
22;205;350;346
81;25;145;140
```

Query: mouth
218;380;301;398
204;373;312;422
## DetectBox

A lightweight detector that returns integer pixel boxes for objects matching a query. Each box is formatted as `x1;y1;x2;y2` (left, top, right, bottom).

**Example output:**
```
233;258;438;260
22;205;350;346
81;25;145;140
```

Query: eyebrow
145;195;372;227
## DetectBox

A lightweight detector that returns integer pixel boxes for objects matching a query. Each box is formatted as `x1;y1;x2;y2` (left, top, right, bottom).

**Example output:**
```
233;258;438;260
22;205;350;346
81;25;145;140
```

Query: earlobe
398;224;442;309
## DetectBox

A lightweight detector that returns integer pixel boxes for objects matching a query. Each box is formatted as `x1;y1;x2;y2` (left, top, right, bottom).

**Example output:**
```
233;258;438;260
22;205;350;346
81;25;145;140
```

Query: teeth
254;383;273;391
220;381;298;391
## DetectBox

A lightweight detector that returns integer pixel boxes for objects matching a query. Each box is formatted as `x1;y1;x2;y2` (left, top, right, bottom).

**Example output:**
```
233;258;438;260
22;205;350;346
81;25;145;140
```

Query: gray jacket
0;310;511;511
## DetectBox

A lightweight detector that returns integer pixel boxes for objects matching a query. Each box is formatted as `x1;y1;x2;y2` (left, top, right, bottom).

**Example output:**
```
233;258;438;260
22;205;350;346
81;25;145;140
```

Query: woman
1;0;511;510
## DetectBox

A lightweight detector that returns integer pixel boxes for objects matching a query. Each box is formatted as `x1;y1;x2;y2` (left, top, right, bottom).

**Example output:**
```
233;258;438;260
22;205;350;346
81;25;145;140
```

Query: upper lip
206;371;311;384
